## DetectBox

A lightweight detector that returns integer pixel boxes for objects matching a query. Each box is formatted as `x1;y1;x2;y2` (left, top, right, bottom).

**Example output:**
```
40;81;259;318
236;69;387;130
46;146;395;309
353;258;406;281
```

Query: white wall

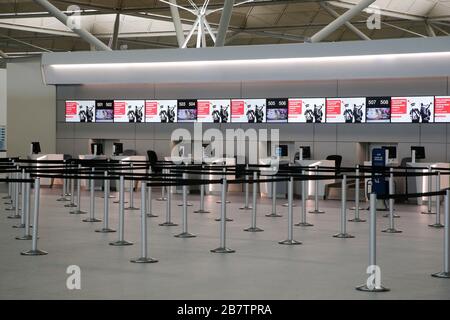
7;58;56;157
55;77;450;167
0;68;6;158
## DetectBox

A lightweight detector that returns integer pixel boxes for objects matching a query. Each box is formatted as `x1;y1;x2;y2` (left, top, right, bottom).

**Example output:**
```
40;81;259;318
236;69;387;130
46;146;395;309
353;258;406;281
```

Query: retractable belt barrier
2;157;450;290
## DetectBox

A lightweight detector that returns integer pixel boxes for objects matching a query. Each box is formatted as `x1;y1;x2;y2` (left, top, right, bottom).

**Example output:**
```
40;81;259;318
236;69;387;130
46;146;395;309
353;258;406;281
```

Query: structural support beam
310;0;376;42
215;0;235;47
430;23;449;36
0;50;9;59
33;0;111;51
168;0;185;47
320;2;370;40
110;13;121;49
425;23;436;37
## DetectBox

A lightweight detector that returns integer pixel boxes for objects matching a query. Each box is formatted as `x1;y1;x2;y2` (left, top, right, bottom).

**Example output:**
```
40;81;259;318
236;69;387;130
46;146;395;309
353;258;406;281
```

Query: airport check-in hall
1;0;450;304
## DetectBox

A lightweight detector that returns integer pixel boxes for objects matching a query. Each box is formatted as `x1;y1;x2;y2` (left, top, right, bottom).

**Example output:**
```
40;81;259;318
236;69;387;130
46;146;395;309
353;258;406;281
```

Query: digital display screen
145;100;177;123
288;98;326;123
197;99;230;123
231;99;266;123
434;96;450;123
266;98;288;123
95;100;114;123
326;97;366;123
366;97;391;123
114;100;145;123
391;96;434;123
177;99;197;122
65;100;96;123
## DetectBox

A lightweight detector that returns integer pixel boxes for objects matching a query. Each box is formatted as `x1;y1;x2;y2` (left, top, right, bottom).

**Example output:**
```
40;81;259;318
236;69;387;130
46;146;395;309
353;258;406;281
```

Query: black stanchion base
216;201;231;204
429;223;445;228
146;214;159;218
16;235;33;240
113;200;128;204
156;198;167;202
265;213;283;217
174;232;197;238
309;210;325;214
383;213;400;218
244;227;264;232
95;228;116;233
7;215;21;219
178;203;193;207
350;207;364;211
109;240;133;246
431;271;450;278
381;228;402;233
101;195;115;199
2;195;11;199
333;233;355;238
356;284;390;292
12;223;25;229
194;210;210;214
215;217;233;222
64;203;77;208
4;200;13;205
20;249;48;256
279;239;302;245
70;210;87;215
295;222;314;227
4;207;15;211
421;211;436;215
82;218;102;223
159;222;178;226
56;197;70;202
125;207;139;211
211;247;235;253
349;218;366;222
64;193;72;197
239;206;252;210
130;257;158;263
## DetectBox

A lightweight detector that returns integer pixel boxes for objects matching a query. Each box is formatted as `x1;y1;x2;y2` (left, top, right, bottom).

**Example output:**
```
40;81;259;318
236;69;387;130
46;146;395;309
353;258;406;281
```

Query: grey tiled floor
0;187;449;300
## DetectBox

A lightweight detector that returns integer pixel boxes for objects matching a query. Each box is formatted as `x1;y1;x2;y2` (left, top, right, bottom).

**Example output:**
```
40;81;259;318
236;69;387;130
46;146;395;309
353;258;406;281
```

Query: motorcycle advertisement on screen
65;100;96;123
197;99;230;123
231;99;266;123
114;100;145;123
145;100;177;123
391;96;434;123
326;97;366;123
433;96;450;123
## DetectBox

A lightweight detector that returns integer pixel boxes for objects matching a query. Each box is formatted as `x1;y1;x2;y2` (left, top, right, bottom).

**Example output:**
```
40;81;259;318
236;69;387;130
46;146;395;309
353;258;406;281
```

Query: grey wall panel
397;142;416;162
277;124;314;141
155;82;241;99
422;143;447;162
56;100;65;122
120;139;138;154
338;77;448;97
73;138;91;156
420;124;447;143
336;142;358;167
57;84;155;100
74;123;136;139
153;140;172;159
314;124;337;142
242;80;338;98
56;122;74;139
135;124;154;140
313;141;337;160
135;139;154;156
153;123;183;139
56;138;74;156
338;124;419;143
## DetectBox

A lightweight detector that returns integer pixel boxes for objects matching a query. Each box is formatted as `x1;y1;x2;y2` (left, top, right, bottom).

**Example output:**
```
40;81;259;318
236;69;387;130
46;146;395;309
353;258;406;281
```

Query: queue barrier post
83;167;102;223
430;171;444;229
296;171;313;227
266;175;282;218
146;167;158;218
70;164;87;215
175;173;196;238
125;163;139;211
130;180;158;263
382;168;402;233
8;170;21;219
194;166;210;214
356;193;390;292
96;171;116;233
110;175;133;246
432;189;450;278
64;171;77;208
13;169;27;228
245;171;264;232
309;166;325;214
240;164;252;210
156;168;167;201
422;166;436;215
21;178;48;256
16;173;33;240
349;165;366;222
333;175;354;238
211;176;235;253
279;176;302;245
160;169;178;226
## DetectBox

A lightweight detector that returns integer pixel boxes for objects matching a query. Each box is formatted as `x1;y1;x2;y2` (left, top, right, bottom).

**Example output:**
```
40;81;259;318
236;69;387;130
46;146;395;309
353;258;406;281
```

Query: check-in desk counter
259;158;290;198
203;157;236;194
29;154;64;186
294;160;335;199
406;162;450;205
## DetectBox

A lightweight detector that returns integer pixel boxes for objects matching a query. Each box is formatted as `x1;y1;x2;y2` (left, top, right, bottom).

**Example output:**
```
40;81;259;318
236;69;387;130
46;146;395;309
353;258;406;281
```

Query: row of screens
65;96;450;124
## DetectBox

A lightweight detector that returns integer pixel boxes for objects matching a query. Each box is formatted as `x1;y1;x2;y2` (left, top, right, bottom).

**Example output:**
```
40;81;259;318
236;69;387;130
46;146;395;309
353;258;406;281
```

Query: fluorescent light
48;51;450;70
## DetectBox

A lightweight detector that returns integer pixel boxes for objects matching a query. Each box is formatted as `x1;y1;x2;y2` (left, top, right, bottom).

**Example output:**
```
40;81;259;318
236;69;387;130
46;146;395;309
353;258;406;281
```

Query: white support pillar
33;0;111;51
215;0;235;47
310;0;376;43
